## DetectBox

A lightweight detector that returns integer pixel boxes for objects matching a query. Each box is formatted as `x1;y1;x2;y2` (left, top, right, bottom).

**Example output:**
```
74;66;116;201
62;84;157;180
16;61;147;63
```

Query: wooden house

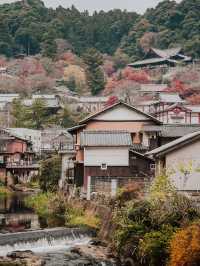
68;101;160;195
0;129;39;186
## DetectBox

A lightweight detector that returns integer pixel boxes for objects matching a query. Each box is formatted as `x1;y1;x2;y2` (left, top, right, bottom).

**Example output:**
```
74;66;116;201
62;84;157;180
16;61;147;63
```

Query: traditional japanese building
68;101;160;195
129;47;192;69
0;129;39;186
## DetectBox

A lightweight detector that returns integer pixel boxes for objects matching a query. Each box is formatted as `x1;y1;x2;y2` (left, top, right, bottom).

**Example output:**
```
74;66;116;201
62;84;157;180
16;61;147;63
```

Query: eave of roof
128;58;177;68
142;124;200;137
146;131;200;157
151;47;182;58
67;124;87;134
130;149;154;161
79;101;162;125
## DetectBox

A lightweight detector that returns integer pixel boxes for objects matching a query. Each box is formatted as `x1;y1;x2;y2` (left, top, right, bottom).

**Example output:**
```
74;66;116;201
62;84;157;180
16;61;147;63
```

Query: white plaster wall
191;115;199;124
95;106;150;121
166;140;200;190
84;147;129;166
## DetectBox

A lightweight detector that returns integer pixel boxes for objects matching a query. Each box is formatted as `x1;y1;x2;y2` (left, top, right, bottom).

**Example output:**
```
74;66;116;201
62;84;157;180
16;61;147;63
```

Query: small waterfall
0;228;92;256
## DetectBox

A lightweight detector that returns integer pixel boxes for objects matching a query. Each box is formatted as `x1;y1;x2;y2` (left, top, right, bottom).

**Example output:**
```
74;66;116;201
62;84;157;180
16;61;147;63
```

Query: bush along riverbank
0;182;12;197
25;192;101;230
25;173;200;266
111;174;200;266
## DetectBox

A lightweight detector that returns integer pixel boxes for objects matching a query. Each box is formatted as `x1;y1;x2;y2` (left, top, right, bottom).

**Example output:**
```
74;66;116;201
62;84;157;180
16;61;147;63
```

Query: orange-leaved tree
169;223;200;266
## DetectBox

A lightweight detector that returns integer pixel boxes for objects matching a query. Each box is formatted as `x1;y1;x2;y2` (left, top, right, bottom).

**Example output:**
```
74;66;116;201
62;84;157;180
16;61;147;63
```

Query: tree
28;99;47;129
15;27;40;56
57;106;75;128
42;30;57;58
39;155;61;192
169;223;200;266
105;96;119;107
82;48;105;95
11;99;27;127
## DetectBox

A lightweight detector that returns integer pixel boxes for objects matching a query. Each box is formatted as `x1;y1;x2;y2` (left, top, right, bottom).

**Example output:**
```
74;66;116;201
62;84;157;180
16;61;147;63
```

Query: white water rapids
0;235;90;256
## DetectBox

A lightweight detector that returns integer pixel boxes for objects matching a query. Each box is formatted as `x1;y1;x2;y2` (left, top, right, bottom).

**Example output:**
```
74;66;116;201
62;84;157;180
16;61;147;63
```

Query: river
0;193;116;265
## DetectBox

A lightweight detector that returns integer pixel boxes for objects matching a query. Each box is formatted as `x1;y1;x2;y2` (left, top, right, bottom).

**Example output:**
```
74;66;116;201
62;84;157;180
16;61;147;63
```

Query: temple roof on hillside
140;84;168;92
129;47;192;68
80;131;132;147
147;131;200;157
158;93;185;103
79;96;108;103
150;47;182;58
142;124;200;138
128;58;177;68
23;98;60;108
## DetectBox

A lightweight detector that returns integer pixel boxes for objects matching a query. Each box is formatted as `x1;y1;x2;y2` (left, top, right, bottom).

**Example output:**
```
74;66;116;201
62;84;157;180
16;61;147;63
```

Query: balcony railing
6;161;39;169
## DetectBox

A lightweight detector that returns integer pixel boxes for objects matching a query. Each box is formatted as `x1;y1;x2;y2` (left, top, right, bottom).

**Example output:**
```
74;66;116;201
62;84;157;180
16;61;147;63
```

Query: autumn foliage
169;223;200;266
104;96;119;107
166;80;188;94
104;67;150;95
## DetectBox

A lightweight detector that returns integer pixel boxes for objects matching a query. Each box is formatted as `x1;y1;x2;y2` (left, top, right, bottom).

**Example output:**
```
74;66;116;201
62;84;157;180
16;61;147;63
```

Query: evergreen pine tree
82;48;105;95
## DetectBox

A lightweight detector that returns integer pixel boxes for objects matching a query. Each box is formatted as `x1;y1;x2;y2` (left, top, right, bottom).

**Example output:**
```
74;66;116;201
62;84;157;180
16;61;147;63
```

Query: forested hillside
0;0;138;57
121;0;200;59
0;0;200;59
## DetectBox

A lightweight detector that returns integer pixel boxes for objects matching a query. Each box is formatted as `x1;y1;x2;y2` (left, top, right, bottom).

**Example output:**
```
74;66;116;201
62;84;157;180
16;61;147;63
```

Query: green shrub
0;185;12;197
65;204;100;229
139;225;175;266
39;155;61;192
25;193;52;218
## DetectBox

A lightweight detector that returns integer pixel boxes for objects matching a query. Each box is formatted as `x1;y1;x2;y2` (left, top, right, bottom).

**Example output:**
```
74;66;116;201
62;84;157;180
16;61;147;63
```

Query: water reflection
0;193;40;233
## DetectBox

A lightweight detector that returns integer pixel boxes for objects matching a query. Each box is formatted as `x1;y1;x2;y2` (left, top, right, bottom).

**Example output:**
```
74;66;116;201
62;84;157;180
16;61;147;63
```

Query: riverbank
0;185;12;197
0;251;45;266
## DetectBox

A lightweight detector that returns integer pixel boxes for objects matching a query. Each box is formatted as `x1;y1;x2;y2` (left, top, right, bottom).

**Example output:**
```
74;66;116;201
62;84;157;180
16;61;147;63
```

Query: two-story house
0;129;39;186
68;101;160;195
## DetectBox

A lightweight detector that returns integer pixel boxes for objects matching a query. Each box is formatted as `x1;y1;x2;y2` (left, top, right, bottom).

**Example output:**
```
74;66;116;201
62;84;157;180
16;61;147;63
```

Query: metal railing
6;161;39;168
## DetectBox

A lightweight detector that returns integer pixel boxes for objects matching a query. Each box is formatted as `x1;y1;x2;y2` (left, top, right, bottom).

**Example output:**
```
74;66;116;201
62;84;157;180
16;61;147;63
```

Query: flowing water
0;194;115;265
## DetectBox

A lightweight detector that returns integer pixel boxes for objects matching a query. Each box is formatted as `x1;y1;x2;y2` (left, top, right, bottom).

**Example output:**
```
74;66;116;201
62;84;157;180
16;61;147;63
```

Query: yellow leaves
169;223;200;266
149;172;176;202
63;64;87;93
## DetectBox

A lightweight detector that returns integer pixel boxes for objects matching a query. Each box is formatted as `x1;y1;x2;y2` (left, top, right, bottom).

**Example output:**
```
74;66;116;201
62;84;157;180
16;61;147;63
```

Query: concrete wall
166;140;200;190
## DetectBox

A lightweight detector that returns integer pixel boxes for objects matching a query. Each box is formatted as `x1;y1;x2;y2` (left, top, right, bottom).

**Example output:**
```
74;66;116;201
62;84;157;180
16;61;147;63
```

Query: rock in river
0;250;45;266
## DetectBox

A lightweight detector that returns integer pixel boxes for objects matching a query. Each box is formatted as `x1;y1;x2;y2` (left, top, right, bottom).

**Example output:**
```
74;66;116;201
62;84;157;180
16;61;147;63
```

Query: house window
101;163;107;170
150;164;155;171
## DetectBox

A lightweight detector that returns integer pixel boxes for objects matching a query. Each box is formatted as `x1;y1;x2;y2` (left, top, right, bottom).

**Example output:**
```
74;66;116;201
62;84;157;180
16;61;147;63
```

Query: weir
0;227;93;256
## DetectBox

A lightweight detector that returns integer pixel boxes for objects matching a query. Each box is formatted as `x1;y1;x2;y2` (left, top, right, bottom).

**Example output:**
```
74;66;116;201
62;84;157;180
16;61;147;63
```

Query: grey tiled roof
131;144;149;152
140;84;168;92
80;131;132;147
159;93;184;103
142;124;200;138
147;131;200;156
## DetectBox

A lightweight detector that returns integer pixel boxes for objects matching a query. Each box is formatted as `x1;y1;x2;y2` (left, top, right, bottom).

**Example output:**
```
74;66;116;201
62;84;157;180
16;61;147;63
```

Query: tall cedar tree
82;48;105;95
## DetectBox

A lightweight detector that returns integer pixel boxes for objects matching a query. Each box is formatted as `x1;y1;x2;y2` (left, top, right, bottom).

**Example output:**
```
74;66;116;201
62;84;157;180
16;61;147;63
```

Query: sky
0;0;181;14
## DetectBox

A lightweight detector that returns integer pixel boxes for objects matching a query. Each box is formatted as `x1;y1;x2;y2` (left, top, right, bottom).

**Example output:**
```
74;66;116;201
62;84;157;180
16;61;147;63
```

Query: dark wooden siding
74;163;84;186
85;151;154;179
